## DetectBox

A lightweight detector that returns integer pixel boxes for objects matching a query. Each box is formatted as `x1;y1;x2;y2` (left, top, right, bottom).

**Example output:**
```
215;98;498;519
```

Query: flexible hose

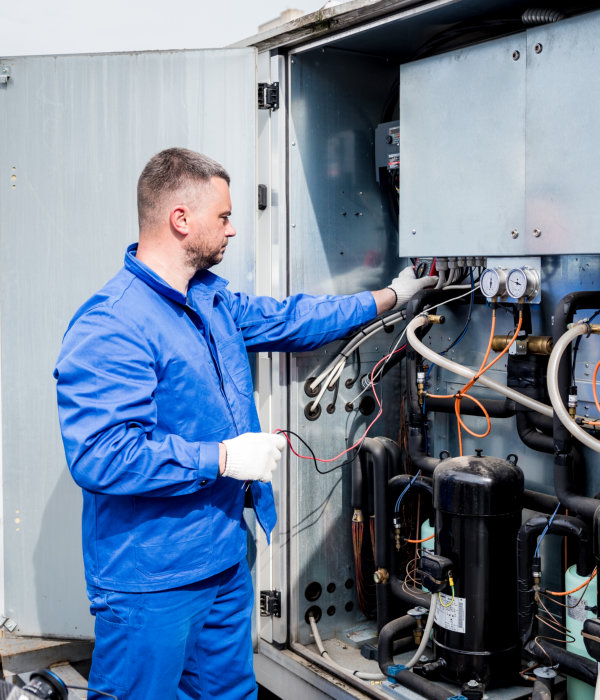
404;594;438;669
547;323;600;454
308;614;385;681
522;9;565;25
406;315;553;417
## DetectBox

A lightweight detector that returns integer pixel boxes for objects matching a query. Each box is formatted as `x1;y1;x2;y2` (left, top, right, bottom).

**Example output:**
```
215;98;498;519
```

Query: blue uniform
54;244;377;698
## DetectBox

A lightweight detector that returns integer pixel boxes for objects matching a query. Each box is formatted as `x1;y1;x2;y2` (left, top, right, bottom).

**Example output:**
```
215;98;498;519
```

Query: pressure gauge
480;267;507;299
506;266;540;300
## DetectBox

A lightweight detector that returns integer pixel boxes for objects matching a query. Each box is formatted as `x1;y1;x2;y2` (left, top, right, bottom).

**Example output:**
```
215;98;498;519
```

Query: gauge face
480;267;506;298
506;268;528;299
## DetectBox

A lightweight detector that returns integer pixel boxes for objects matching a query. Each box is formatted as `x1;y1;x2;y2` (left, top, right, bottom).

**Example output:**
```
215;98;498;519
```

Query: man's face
184;176;236;271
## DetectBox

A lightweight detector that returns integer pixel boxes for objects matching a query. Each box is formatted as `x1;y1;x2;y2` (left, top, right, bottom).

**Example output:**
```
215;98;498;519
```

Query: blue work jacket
54;244;377;592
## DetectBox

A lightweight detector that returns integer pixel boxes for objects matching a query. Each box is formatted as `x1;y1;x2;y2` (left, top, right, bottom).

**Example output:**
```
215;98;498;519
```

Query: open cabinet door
0;48;257;637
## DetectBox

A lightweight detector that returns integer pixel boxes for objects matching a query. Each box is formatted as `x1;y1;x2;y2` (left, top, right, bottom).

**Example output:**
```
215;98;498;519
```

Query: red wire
275;344;407;463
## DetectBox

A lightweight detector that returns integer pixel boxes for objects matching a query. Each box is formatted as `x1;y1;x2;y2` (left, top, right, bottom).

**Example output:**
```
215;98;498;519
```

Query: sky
0;0;327;57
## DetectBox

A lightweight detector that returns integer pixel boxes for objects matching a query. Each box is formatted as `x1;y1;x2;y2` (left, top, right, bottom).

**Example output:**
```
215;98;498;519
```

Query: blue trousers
86;560;257;700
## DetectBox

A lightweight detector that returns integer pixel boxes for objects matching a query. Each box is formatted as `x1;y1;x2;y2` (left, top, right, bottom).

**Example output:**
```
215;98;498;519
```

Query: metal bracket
0;66;10;85
260;589;281;617
258;82;279;111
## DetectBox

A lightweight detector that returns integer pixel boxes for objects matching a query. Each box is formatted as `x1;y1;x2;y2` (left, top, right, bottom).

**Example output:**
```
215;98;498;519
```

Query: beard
184;240;225;271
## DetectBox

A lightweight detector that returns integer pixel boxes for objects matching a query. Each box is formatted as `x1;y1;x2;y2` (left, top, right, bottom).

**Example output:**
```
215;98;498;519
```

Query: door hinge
0;66;10;85
260;589;281;617
258;82;279;111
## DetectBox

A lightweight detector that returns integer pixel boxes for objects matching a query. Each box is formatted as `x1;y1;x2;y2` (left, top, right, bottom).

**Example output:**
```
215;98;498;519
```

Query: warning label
435;593;466;634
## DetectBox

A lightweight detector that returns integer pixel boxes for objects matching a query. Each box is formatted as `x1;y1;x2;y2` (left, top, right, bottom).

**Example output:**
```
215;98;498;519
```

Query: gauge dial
506;267;540;300
480;267;507;299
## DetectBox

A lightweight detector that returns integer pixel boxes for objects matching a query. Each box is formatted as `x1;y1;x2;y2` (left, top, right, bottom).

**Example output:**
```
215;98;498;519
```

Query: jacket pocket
217;329;254;398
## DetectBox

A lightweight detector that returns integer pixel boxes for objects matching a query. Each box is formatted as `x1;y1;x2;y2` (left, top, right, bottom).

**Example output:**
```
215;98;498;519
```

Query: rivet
533;228;542;237
511;229;519;239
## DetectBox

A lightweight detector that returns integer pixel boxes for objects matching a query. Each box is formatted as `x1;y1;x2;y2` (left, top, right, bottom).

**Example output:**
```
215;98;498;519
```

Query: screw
412;229;417;235
533;228;542;237
535;43;543;54
511;229;519;239
512;50;520;60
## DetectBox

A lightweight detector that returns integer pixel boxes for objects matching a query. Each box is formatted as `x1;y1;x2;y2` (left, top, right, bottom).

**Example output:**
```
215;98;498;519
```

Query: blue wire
534;502;561;558
394;469;422;513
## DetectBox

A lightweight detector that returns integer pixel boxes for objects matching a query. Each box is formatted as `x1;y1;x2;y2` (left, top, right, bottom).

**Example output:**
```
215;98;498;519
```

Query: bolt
511;229;519;239
535;43;543;54
467;679;479;688
512;50;520;60
419;655;429;663
533;228;542;237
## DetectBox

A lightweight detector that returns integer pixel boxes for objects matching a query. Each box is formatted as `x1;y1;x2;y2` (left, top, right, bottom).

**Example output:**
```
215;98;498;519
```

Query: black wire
572;309;600;383
280;428;360;474
68;686;118;700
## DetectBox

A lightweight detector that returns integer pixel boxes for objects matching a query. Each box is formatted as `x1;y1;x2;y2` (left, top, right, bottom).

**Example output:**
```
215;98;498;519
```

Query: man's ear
169;204;190;236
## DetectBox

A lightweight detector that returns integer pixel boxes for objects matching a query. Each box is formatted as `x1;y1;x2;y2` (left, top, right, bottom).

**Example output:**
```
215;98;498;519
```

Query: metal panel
254;51;289;650
526;11;600;254
288;47;401;645
399;33;526;256
0;48;256;637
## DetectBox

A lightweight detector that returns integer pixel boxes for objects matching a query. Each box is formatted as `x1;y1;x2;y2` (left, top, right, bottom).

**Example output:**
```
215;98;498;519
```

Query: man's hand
387;265;438;311
220;432;287;482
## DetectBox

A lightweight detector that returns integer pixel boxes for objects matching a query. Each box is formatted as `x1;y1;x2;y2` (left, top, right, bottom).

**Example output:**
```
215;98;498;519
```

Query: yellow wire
438;585;455;607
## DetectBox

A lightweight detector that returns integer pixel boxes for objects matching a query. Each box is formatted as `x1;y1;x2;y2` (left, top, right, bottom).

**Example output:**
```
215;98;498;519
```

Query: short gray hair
137;148;230;230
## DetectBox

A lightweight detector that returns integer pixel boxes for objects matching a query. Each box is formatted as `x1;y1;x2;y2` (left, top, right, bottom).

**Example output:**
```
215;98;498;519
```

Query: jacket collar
124;243;228;308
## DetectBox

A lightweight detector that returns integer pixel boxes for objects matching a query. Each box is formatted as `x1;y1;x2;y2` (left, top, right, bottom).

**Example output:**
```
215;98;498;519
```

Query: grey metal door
0;48;257;637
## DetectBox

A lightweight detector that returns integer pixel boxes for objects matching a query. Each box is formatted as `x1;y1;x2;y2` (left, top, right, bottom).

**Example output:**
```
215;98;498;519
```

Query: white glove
387;265;438;310
222;432;287;482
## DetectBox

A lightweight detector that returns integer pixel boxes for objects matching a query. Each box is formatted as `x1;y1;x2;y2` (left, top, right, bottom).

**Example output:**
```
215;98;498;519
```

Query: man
54;148;435;699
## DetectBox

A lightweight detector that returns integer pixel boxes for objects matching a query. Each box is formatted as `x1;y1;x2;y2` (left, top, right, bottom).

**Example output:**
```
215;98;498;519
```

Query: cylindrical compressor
432;454;523;686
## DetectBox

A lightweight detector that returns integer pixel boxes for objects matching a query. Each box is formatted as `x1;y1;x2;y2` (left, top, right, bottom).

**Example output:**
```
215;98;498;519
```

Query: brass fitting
427;314;445;325
352;509;363;524
491;334;553;355
374;568;390;585
395;527;402;551
417;368;427;408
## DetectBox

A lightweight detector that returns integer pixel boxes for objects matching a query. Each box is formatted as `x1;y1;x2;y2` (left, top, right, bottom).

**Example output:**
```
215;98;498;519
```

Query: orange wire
455;312;523;455
455;394;491;438
546;568;597;597
593;360;600;414
406;533;435;544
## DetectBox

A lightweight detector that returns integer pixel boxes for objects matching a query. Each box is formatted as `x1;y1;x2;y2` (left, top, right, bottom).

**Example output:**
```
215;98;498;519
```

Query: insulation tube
406;315;553;416
308;614;385;681
547;323;600;454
